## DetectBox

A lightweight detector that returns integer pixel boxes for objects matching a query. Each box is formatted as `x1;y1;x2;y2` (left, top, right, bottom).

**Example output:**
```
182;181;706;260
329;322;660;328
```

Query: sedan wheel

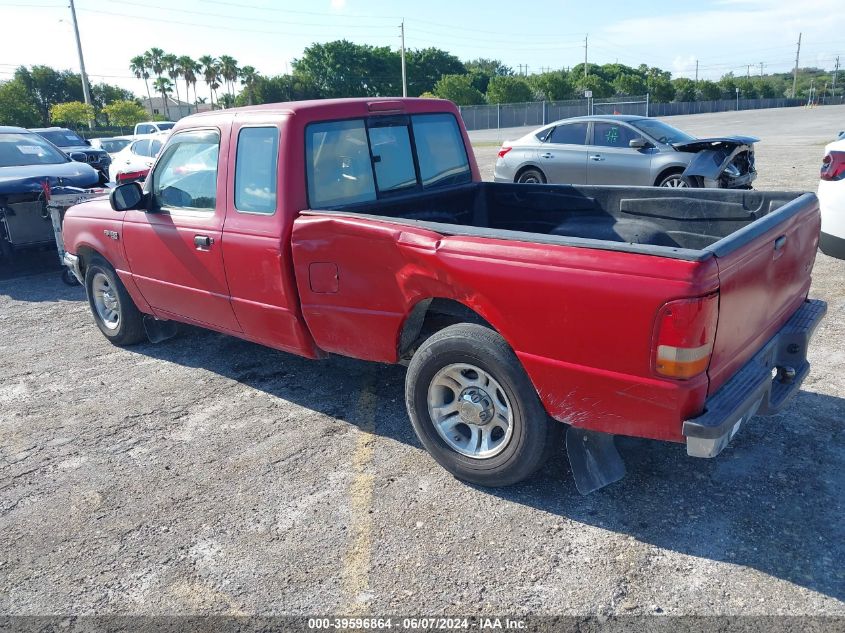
516;168;546;184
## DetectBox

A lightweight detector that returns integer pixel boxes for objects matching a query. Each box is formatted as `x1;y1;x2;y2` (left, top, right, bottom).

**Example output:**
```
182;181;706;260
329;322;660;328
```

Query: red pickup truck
62;98;826;493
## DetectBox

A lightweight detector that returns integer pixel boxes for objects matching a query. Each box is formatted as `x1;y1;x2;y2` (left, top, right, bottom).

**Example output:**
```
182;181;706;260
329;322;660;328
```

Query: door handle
540;152;553;159
589;154;605;161
194;235;213;249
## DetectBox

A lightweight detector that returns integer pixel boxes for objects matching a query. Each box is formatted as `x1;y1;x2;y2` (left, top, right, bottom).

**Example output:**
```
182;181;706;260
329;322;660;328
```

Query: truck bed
305;182;810;262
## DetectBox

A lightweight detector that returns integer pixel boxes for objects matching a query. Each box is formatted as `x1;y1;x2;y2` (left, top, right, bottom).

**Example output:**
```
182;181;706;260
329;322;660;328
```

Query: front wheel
84;256;146;346
658;172;689;188
405;323;560;486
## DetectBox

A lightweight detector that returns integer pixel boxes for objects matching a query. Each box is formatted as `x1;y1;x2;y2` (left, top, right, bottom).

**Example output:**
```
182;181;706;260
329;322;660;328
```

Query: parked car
494;115;757;189
838;130;844;140
108;134;167;183
62;98;824;494
0;126;101;259
133;121;175;135
31;127;110;184
818;136;845;259
90;136;133;159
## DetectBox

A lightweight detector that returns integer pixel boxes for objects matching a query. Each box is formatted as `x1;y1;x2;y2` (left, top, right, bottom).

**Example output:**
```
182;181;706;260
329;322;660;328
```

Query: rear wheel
516;168;546;184
405;323;560;486
84;256;146;346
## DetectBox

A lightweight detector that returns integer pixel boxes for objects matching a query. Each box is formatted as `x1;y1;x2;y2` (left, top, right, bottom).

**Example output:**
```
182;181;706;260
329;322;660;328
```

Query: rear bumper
683;299;827;458
819;231;845;260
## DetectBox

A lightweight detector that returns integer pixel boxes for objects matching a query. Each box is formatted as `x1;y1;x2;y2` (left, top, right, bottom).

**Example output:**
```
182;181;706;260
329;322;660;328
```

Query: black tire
516;168;546;184
656;170;688;188
84;255;146;346
61;268;80;286
405;323;561;486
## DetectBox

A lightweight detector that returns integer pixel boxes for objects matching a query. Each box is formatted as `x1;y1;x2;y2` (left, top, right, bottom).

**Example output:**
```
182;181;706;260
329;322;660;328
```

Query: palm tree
239;65;258;105
147;47;165;81
177;55;198;112
198;55;219;109
219;55;239;98
129;55;153;113
152;77;173;118
162;53;181;115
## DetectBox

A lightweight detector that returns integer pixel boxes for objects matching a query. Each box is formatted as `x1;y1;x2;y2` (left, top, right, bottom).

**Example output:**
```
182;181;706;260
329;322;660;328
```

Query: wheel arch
653;164;688;186
398;297;498;361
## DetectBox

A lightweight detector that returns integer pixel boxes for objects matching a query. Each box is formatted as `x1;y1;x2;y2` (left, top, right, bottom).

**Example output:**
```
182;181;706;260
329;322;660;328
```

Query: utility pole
747;65;751;79
833;56;840;99
68;0;93;129
791;32;801;98
584;34;588;78
695;59;699;83
759;62;765;78
399;21;407;98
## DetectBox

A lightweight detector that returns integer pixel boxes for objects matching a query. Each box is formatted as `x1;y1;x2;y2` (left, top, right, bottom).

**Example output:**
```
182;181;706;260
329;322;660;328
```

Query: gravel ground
1;106;843;620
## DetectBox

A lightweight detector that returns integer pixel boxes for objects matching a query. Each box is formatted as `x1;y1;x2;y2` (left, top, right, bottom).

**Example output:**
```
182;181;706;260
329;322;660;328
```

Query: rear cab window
234;126;279;214
305;113;471;208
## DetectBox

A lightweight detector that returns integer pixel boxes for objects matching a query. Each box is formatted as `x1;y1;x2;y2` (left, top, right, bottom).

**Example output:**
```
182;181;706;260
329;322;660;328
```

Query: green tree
612;73;647;96
735;78;758;99
672;78;697;102
645;68;675;102
697;80;721;100
162;53;182;107
528;71;573;100
14;65;83;125
102;100;147;132
293;40;399;97
130;55;153;112
0;79;40;127
146;48;165;81
573;74;613;99
239;65;258;105
755;80;777;99
432;74;484;105
49;101;95;129
718;74;738;99
464;58;512;94
152;77;173;117
198;55;219;108
219;55;239;99
406;48;465;96
486;75;533;104
235;73;319;106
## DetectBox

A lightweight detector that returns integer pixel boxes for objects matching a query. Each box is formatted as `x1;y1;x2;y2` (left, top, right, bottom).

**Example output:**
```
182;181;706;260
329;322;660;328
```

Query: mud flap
143;316;178;343
565;427;626;495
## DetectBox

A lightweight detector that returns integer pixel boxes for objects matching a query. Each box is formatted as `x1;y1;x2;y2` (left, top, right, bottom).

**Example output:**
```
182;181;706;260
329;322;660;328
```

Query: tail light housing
820;151;845;181
497;146;512;159
653;293;719;380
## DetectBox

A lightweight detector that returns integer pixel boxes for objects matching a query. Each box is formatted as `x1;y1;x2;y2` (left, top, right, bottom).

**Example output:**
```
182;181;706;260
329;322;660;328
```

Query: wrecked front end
675;136;759;189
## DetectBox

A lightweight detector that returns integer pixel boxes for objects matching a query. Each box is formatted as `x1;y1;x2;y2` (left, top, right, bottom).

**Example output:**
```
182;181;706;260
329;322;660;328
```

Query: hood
0;162;101;196
672;136;759;153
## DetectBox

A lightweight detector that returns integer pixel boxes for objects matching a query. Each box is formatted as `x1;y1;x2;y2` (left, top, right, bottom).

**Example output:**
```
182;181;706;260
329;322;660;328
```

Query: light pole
735;86;740;111
68;0;93;129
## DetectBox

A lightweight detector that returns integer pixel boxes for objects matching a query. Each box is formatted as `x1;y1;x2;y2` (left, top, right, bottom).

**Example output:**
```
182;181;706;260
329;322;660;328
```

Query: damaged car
0;126;101;260
494;115;757;189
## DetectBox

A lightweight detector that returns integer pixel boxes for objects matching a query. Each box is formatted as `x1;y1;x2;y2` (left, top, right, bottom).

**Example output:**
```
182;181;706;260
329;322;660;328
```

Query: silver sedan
493;115;757;189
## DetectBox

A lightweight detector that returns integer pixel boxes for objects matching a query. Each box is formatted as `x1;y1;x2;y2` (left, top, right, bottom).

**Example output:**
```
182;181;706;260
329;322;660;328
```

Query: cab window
591;122;639;148
151;130;219;212
235;127;279;214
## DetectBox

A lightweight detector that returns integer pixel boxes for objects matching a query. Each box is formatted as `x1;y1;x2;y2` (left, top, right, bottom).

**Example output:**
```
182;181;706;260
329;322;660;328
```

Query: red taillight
116;169;149;184
498;146;512;159
820;151;845;181
653;294;719;380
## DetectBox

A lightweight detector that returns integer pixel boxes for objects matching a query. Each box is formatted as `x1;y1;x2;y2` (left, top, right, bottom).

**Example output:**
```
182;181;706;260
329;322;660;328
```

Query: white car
818;137;845;260
90;136;133;160
108;134;168;183
133;121;175;135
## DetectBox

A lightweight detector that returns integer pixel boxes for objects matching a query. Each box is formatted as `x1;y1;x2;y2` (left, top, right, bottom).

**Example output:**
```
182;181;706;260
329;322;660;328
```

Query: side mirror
629;138;651;149
69;151;88;162
110;182;145;211
84;139;91;146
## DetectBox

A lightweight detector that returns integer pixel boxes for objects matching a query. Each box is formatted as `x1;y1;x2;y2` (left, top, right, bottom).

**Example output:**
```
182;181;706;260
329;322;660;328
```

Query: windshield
98;138;131;153
630;119;695;145
37;129;86;148
0;133;69;167
155;123;175;131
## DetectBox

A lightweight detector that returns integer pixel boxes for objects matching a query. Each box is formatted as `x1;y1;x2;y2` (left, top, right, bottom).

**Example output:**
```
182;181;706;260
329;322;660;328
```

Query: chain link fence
458;95;845;131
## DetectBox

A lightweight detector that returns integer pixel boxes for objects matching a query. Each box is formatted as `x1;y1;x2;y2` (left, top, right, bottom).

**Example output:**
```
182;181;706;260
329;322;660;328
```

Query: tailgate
707;193;820;394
